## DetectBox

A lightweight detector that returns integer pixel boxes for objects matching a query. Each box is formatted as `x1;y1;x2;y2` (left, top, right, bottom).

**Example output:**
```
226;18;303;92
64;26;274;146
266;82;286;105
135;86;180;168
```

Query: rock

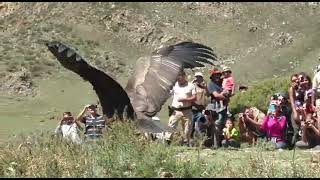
158;168;174;178
273;32;294;48
249;26;258;32
0;67;36;96
0;3;20;18
307;2;320;6
159;172;174;178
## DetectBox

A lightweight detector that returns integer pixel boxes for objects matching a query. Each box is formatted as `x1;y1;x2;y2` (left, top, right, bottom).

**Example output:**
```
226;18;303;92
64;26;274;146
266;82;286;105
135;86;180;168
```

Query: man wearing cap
191;72;209;137
168;71;196;146
76;104;107;141
206;68;230;147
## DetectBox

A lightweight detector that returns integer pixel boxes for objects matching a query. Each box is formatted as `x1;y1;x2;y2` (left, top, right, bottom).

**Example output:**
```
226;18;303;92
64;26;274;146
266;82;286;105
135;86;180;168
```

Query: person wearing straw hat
221;66;235;116
221;66;235;97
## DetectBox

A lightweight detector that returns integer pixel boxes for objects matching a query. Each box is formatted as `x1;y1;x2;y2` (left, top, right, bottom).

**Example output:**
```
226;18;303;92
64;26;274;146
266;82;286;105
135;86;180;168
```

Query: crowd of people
167;66;237;148
166;65;320;150
54;65;320;151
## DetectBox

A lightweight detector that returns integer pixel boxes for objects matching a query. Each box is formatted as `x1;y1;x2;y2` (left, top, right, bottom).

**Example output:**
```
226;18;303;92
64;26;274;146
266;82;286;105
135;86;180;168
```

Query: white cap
194;72;203;77
151;116;160;121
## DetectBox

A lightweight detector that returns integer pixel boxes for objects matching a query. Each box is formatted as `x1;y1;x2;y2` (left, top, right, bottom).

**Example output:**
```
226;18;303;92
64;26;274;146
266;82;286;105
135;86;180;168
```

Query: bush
229;77;291;114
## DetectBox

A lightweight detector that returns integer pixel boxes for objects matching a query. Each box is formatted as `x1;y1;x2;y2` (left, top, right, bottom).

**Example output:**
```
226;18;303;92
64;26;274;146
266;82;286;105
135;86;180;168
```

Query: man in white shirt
168;71;196;146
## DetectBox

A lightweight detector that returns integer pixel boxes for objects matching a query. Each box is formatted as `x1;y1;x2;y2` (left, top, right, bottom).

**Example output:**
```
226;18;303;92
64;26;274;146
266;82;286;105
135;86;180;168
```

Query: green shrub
229;77;291;114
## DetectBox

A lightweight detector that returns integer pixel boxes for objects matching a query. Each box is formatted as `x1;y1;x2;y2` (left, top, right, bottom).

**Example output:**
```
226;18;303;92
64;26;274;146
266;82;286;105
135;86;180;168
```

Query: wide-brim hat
222;66;232;72
194;72;203;77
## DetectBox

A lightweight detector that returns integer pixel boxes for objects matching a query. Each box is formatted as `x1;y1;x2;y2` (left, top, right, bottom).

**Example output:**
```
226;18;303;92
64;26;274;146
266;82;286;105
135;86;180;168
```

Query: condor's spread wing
45;41;135;120
126;41;217;118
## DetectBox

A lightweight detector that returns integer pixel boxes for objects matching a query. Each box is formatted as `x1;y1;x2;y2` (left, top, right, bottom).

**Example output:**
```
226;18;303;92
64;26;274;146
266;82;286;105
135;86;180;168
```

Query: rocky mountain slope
1;2;320;96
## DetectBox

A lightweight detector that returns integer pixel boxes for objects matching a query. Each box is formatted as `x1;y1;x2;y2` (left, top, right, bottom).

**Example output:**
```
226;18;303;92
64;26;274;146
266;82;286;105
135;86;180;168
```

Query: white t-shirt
54;123;82;144
171;82;196;108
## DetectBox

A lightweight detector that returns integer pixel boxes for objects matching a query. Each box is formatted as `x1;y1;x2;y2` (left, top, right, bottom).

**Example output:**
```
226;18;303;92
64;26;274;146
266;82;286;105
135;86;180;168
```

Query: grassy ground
1;122;320;178
0;73;97;142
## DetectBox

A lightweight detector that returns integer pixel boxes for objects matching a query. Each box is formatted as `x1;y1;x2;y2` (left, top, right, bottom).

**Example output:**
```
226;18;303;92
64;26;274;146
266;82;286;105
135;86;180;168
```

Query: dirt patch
0;2;20;18
182;2;242;20
0;68;36;96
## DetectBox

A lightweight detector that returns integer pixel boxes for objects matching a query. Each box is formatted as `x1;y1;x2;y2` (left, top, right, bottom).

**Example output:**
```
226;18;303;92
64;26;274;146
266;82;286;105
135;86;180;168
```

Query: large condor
46;41;217;133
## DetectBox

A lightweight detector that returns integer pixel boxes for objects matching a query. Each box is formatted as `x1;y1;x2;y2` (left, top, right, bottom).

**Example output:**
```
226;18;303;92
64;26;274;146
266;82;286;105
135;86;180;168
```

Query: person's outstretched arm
76;104;90;122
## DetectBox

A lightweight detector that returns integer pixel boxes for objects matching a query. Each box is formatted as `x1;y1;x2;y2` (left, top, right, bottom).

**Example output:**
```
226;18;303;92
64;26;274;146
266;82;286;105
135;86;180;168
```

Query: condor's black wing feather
46;41;135;120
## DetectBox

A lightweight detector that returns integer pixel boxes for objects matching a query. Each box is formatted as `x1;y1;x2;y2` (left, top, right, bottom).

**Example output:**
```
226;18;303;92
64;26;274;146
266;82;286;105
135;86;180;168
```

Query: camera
271;94;278;100
196;82;206;89
203;110;218;120
298;75;304;82
204;110;211;115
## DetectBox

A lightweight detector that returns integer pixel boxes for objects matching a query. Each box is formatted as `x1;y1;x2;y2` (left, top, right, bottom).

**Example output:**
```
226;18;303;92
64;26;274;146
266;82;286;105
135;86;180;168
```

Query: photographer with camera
54;111;82;144
313;66;320;119
260;102;288;150
295;89;320;149
238;106;265;145
191;72;209;137
300;119;320;150
76;104;107;141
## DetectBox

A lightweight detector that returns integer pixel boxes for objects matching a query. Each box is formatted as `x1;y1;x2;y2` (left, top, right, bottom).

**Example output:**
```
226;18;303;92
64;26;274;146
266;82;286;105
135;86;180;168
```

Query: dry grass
0;122;320;178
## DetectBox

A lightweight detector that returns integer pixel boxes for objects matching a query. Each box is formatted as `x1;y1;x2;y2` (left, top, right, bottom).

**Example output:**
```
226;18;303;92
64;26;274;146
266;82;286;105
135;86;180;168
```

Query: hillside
1;2;320;139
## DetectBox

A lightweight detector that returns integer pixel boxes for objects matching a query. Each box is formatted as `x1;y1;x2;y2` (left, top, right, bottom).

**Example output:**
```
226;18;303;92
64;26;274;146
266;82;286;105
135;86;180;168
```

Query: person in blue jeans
192;110;208;136
191;72;209;137
206;68;230;148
